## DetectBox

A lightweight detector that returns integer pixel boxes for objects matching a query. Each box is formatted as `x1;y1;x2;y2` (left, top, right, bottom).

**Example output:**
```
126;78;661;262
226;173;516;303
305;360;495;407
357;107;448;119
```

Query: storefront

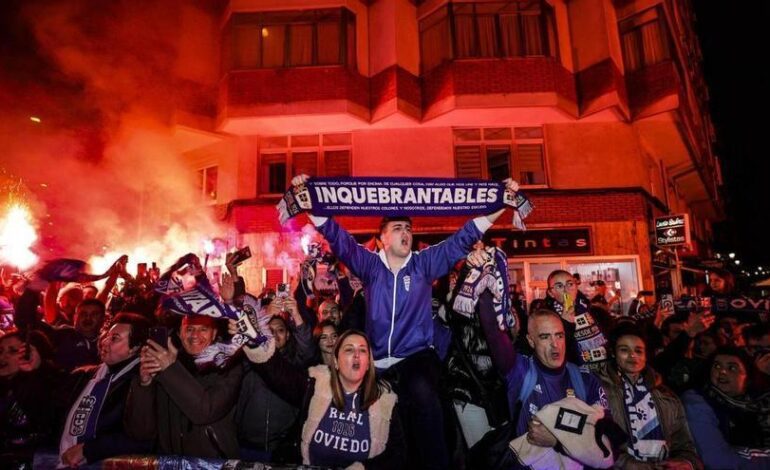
482;228;642;314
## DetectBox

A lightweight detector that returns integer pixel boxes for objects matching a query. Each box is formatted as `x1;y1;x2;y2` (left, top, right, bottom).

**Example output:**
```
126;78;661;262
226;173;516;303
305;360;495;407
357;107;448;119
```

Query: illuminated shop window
226;8;356;71
419;1;558;73
453;126;547;186
619;7;671;73
259;133;352;195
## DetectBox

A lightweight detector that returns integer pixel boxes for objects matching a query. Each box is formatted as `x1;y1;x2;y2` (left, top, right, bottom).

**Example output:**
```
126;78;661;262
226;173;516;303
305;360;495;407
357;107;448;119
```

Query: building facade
171;0;722;311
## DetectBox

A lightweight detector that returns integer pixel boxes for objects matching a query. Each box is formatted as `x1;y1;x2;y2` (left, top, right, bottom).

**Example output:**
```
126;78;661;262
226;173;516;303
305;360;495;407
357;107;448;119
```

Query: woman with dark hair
703;268;736;297
682;346;770;469
234;323;406;469
0;330;62;468
313;320;339;367
596;323;701;469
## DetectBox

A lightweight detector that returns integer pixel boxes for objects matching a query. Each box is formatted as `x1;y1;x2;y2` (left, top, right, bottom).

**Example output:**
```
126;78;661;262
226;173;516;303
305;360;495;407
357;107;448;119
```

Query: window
259;133;352;194
226;8;356;71
197;166;218;202
619;7;671;73
420;1;558;73
453;127;546;185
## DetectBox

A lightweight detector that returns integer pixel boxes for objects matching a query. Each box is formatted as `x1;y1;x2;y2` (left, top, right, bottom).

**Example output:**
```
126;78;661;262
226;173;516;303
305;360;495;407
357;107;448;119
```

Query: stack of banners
162;287;272;368
674;295;770;323
277;177;534;229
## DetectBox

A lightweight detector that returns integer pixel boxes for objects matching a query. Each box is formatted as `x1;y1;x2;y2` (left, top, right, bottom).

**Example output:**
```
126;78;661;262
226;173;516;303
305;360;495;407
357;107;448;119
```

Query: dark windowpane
487;146;511;181
500;14;522;57
197;169;205;196
516;144;545;185
484;127;512;140
323;133;352;146
205;167;218;200
261;136;288;148
477;15;498;57
262;25;286;67
318;21;341;64
454;13;475;58
291;135;319;147
514;127;543;139
454;128;482;141
619;8;670;72
289;24;313;66
261;153;287;193
233;25;260;68
420;7;450;72
521;15;543;55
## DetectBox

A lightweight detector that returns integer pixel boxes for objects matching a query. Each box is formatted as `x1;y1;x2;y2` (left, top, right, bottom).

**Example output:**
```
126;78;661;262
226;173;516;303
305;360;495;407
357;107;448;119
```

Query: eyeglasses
551;281;575;290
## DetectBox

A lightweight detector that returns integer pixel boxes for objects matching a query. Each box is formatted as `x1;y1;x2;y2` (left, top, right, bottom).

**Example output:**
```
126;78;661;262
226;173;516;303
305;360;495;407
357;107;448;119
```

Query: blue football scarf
452;247;514;330
622;373;668;462
161;287;271;368
277;177;533;229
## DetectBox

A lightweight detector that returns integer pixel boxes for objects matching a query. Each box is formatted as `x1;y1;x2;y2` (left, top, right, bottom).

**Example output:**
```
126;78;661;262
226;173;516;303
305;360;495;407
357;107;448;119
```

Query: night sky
693;2;770;266
1;1;769;265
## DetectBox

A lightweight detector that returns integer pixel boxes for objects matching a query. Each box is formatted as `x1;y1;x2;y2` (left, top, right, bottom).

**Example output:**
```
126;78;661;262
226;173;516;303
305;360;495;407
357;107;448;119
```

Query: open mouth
351;361;361;370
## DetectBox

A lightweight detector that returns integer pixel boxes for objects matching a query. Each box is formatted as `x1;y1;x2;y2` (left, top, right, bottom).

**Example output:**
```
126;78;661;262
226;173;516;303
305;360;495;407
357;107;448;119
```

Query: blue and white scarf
59;358;140;467
452;247;514;330
622;373;668;462
162;288;271;368
277;177;533;229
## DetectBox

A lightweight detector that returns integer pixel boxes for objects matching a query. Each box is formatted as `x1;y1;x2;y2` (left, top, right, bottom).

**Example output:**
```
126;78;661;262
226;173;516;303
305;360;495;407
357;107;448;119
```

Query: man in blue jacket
292;174;518;469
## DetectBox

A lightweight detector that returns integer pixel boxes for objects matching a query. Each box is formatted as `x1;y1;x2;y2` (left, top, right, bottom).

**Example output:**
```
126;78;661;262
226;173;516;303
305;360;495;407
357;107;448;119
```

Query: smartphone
276;282;290;299
228;246;252;267
137;262;148;278
563;293;574;311
149;326;169;346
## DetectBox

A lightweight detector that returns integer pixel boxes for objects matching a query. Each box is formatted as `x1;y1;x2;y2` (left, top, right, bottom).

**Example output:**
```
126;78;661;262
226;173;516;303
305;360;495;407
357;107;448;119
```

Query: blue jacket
316;217;485;366
682;390;770;469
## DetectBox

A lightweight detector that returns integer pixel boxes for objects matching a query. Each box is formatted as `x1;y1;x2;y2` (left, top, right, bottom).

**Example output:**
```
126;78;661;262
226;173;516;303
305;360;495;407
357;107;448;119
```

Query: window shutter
292;151;318;177
516;144;546;185
455;145;483;179
324;150;351;176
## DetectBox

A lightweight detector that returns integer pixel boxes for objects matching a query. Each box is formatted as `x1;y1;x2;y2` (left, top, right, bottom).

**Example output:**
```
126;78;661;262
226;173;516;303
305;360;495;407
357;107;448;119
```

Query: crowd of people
2;176;770;469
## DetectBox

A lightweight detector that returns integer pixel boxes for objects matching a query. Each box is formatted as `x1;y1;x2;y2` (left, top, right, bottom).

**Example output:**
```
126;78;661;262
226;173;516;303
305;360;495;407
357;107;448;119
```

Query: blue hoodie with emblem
315;217;488;368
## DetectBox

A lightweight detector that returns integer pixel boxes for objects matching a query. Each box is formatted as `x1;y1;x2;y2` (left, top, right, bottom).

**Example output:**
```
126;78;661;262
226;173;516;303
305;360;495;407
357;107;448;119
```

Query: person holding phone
544;270;609;367
124;314;243;458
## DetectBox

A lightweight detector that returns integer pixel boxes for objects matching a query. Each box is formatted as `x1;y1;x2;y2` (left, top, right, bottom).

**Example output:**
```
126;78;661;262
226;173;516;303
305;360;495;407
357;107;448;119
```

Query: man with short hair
545;270;609;366
40;298;106;371
478;308;611;468
317;299;341;325
291;173;518;469
58;313;152;467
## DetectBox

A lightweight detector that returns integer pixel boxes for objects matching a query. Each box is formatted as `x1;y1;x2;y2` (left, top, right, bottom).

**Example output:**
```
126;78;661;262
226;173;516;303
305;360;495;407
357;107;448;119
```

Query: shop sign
484;228;592;257
655;214;690;247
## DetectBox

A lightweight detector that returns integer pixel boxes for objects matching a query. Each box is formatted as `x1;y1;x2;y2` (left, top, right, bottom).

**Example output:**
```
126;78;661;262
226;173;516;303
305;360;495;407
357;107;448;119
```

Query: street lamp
735;259;741;265
729;253;736;259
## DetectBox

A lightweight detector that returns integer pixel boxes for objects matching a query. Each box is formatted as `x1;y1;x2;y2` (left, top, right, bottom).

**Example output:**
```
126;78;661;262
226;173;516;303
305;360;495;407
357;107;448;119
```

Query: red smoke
0;0;227;271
